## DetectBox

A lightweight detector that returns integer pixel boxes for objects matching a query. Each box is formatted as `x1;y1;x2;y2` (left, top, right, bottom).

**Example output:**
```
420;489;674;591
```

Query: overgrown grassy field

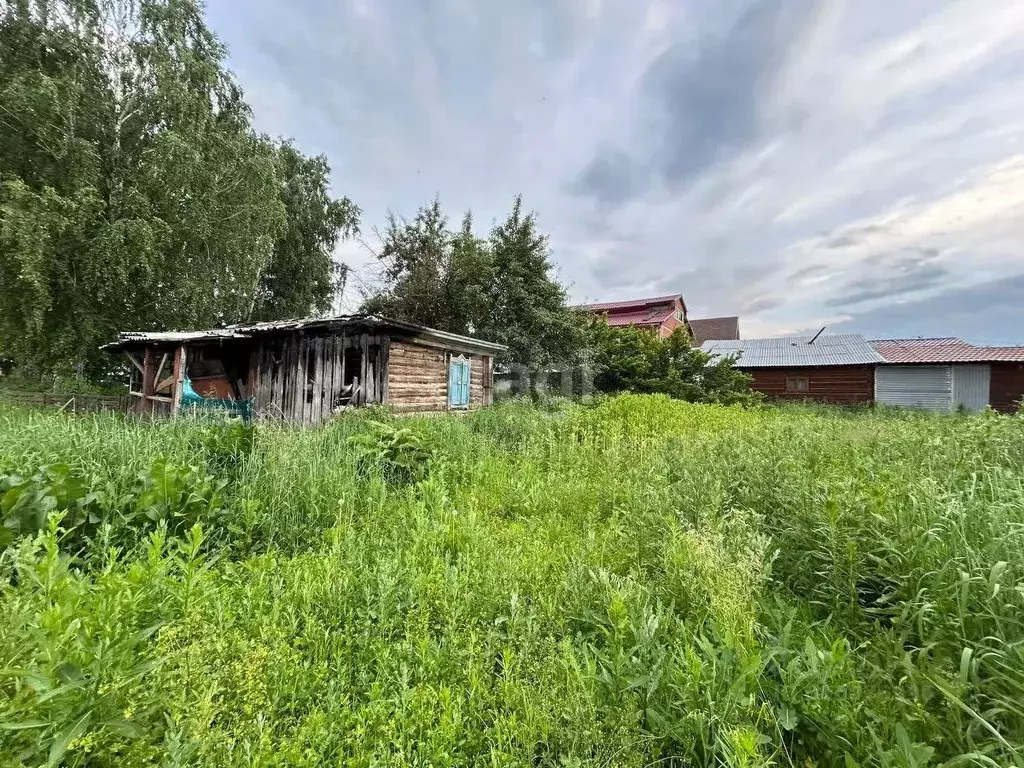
1;397;1023;766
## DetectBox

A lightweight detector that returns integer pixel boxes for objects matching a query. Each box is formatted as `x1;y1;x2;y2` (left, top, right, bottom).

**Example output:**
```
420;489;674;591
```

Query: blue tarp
180;377;252;421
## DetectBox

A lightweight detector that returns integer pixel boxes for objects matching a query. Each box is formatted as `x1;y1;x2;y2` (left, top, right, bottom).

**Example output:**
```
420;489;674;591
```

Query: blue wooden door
449;358;469;407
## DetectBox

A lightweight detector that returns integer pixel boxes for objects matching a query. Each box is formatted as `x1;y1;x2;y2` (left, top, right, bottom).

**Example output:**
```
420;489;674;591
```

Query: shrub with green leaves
1;398;1023;766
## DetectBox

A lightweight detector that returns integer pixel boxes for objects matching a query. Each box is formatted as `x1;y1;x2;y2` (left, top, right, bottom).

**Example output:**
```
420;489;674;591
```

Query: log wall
386;340;493;413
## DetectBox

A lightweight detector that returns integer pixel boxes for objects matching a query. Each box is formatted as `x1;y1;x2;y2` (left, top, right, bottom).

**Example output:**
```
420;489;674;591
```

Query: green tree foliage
362;199;491;333
362;195;585;376
251;142;360;321
589;322;759;404
0;0;358;378
483;195;588;377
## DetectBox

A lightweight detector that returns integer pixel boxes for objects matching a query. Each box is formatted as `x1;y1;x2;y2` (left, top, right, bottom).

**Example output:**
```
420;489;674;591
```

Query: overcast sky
205;0;1024;345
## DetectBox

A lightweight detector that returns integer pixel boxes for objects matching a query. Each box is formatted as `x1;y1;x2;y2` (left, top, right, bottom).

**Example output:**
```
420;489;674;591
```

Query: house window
448;355;471;408
786;376;810;393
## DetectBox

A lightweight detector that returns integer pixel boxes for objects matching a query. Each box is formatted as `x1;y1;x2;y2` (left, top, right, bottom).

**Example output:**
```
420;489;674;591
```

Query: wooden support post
379;337;390;405
311;336;324;425
142;347;156;415
170;345;187;417
360;333;370;405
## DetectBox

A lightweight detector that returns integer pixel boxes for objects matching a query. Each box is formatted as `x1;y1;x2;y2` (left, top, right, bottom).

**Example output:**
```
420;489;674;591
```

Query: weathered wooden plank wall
386;341;448;412
990;362;1024;413
248;331;389;423
747;365;875;404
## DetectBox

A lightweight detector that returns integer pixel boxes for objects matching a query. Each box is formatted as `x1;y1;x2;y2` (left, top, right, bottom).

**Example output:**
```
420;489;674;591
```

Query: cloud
832;274;1024;346
826;262;948;308
203;0;1024;338
569;147;645;208
570;0;834;203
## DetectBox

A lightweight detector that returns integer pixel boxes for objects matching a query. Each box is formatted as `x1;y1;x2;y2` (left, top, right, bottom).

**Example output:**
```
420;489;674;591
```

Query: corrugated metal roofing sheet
115;330;248;343
102;314;508;354
701;334;885;368
603;309;673;327
872;338;1024;363
578;294;681;312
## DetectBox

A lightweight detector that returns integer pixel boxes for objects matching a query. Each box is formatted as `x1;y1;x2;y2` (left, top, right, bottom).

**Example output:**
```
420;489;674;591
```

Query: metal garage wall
951;364;990;412
875;365;952;411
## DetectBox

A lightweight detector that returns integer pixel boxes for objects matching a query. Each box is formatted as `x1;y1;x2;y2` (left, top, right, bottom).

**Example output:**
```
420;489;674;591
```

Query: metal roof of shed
871;337;1024;363
701;334;885;368
103;314;508;355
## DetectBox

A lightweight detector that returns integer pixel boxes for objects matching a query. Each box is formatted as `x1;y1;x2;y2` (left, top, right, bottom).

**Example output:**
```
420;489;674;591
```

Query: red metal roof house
578;294;690;339
578;294;741;345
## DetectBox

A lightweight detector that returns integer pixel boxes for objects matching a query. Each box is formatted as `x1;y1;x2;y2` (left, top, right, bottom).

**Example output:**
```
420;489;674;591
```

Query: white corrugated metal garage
951;365;990;412
875;365;952;411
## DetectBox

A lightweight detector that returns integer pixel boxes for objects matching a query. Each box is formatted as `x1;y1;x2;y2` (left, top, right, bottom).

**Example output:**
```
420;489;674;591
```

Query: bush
589;322;761;405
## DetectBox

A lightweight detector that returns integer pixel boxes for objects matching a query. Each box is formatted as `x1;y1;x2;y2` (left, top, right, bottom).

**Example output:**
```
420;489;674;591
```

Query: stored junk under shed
103;315;506;423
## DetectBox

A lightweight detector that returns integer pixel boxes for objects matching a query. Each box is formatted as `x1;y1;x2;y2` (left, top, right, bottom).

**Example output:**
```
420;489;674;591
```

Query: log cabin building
102;315;506;423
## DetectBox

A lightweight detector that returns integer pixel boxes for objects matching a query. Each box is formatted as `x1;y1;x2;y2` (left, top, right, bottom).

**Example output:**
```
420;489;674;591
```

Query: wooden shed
700;333;884;405
102;315;506;423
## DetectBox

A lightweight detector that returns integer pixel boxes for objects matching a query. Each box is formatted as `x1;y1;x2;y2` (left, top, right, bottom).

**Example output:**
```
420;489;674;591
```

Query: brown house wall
386;340;492;413
746;365;875;404
990;362;1024;413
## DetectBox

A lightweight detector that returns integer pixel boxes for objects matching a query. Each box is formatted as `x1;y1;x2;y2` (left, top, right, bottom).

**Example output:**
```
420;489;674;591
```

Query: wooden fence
0;391;128;414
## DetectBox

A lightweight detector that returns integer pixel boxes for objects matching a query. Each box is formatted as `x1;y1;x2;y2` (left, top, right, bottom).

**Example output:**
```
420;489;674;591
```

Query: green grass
1;396;1023;766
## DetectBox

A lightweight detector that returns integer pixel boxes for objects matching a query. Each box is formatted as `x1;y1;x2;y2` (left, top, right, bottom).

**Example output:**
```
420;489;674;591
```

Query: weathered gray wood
257;345;268;412
247;346;261;411
380;337;390;404
275;339;289;418
170;346;186;417
292;335;306;424
154;374;175;393
311;336;324;424
299;335;310;424
124;352;145;376
337;334;348;406
326;334;338;415
364;335;372;409
154;352;169;389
